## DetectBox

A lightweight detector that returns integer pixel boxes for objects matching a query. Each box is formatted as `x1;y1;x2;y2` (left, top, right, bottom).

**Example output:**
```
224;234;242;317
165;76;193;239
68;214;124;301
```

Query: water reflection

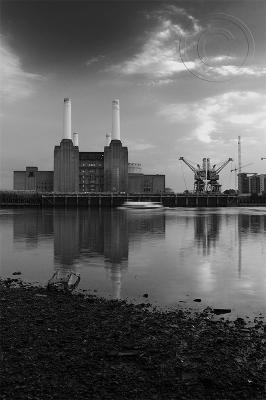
13;210;53;248
53;209;164;299
12;209;266;280
194;213;220;255
239;213;266;234
103;211;128;299
54;210;79;266
10;208;266;311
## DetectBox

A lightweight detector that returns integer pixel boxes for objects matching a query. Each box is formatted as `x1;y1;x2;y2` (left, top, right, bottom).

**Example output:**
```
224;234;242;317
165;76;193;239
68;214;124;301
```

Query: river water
0;207;265;318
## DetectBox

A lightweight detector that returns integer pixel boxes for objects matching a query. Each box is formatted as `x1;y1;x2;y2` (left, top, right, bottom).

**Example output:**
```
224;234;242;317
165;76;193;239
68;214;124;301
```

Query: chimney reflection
53;208;129;298
53;209;80;286
54;209;79;267
52;208;165;299
103;210;128;300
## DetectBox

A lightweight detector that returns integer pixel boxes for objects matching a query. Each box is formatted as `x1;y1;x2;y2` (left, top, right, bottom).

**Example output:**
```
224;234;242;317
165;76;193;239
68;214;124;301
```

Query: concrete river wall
1;191;266;207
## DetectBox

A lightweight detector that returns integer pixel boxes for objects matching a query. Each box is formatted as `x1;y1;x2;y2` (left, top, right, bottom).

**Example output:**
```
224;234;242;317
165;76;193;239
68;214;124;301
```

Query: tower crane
230;163;253;173
179;157;233;193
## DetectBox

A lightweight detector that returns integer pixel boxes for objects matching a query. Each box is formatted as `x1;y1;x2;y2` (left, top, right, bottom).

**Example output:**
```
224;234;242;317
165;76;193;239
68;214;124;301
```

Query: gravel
1;278;266;400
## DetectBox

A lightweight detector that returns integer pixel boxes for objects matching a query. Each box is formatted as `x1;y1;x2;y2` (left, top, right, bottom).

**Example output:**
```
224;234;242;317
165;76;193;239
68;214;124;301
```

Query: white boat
122;201;163;209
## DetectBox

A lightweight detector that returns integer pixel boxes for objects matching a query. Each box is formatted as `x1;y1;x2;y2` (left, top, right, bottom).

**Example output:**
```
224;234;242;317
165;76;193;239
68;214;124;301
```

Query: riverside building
13;98;165;194
238;173;266;194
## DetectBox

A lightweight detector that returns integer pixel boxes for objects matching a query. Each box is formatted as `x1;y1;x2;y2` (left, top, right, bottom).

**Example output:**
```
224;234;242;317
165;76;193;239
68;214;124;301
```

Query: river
1;207;265;318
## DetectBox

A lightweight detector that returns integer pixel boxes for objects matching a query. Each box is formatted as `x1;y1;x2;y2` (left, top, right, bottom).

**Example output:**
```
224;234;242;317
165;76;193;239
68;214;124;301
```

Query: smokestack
112;99;120;141
73;132;79;147
105;133;111;146
63;98;71;140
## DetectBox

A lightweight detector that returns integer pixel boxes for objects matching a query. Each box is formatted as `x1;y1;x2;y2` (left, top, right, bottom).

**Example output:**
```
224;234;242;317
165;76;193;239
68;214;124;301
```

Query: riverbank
1;190;266;208
1;278;265;400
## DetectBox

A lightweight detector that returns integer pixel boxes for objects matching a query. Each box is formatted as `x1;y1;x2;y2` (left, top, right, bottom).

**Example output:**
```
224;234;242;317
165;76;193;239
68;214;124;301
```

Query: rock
193;298;201;302
213;308;231;315
117;351;139;357
1;277;265;400
143;293;149;298
12;272;22;275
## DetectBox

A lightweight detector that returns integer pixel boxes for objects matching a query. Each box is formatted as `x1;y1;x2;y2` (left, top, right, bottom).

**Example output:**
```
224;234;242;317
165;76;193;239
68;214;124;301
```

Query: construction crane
179;157;205;192
179;157;233;193
230;163;253;172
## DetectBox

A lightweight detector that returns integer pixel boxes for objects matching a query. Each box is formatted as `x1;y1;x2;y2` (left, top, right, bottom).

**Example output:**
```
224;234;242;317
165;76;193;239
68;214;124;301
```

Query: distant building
128;174;165;194
238;173;249;194
13;167;53;192
54;139;79;192
259;174;266;194
238;173;266;195
13;98;165;194
104;139;128;193
128;163;165;193
79;152;104;192
128;163;142;174
249;174;260;194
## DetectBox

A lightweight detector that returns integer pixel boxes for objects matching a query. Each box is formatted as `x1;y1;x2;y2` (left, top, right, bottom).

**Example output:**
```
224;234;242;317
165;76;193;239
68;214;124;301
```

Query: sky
1;0;266;191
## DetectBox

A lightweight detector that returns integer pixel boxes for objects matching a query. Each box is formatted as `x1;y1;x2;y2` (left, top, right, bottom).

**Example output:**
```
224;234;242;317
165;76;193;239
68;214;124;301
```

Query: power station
13;101;266;196
14;98;165;194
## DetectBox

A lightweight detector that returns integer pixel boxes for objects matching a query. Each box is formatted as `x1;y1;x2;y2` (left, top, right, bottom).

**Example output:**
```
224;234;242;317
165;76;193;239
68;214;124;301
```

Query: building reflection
53;208;165;298
238;213;266;235
13;209;53;248
192;211;266;276
103;210;128;299
237;212;266;277
194;213;220;255
54;209;80;266
12;208;165;296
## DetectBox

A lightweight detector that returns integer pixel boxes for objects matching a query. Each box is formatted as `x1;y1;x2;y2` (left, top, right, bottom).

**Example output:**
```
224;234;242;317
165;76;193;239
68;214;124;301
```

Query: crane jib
179;157;233;193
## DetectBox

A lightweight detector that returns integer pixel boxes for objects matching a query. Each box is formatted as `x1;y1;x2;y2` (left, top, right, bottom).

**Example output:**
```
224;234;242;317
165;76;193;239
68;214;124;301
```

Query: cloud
108;5;200;83
0;38;43;102
125;139;156;152
107;6;266;84
159;91;266;143
85;55;105;66
200;65;266;79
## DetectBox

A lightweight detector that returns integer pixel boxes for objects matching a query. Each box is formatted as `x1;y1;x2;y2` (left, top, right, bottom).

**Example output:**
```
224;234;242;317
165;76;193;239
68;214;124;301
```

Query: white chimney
63;98;71;140
112;99;120;141
73;132;79;147
105;133;111;146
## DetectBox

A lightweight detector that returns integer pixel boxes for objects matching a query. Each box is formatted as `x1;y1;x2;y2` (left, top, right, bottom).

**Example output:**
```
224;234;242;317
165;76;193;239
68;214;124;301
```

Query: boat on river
122;201;163;209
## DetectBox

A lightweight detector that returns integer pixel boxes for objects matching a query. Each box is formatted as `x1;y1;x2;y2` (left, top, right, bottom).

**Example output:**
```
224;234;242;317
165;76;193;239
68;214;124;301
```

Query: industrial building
13;167;53;192
14;98;165;194
238;173;266;194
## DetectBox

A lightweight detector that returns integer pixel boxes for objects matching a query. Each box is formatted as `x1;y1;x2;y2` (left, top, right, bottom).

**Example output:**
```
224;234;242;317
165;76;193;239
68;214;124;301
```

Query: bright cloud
108;6;266;83
108;5;200;82
159;91;266;143
207;65;266;78
0;38;42;102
